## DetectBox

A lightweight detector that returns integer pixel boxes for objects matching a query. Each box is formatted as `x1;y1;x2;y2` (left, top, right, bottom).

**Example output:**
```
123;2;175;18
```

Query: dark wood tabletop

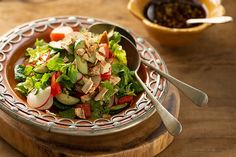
0;0;235;157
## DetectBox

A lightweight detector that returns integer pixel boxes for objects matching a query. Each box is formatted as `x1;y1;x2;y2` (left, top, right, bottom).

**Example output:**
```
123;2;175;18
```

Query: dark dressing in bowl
144;0;206;28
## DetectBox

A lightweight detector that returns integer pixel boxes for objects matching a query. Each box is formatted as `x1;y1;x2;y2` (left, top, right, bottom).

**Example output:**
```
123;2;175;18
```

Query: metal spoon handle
135;73;182;136
142;59;208;106
186;16;233;24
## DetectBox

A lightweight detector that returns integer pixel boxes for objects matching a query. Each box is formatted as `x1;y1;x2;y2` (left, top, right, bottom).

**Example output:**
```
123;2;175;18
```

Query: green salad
14;26;143;119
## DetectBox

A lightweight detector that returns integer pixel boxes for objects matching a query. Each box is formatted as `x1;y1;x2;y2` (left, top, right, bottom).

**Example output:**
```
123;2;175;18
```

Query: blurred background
0;0;235;157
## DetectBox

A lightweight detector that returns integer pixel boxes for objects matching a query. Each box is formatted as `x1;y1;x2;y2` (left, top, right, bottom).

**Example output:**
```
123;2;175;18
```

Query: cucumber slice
53;98;72;110
49;41;64;51
33;64;48;73
55;93;80;105
109;103;129;115
74;39;86;51
75;54;88;74
48;53;60;62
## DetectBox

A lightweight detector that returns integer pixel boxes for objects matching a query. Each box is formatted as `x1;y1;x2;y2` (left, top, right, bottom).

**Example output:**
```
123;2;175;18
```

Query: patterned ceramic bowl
0;16;171;150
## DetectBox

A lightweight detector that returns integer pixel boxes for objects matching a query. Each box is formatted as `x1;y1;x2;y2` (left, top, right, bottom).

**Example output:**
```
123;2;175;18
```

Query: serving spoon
186;16;233;24
88;23;208;107
119;36;182;136
89;24;182;135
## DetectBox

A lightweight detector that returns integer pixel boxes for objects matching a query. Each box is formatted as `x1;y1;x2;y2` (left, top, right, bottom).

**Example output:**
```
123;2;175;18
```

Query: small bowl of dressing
128;0;225;46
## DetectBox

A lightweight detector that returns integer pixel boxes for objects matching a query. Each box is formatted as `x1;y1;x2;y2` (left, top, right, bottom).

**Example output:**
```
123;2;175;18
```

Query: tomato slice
76;104;91;118
50;26;73;41
101;72;111;80
51;72;62;96
100;68;111;80
117;95;133;105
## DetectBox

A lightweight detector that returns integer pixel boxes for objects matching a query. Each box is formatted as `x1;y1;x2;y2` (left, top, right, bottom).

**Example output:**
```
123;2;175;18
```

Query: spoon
89;24;182;135
141;59;208;106
88;23;208;107
119;36;182;136
186;16;233;24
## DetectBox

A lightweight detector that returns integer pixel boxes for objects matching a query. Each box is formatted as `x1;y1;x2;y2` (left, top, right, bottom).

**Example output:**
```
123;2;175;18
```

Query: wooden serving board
0;84;180;157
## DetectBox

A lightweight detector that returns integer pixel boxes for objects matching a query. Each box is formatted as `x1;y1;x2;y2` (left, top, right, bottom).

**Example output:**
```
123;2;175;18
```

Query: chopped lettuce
58;108;76;119
41;73;51;88
101;81;116;103
14;66;51;94
112;63;143;97
112;63;132;85
15;82;28;96
26;39;49;63
34;82;42;90
47;53;64;71
90;101;109;119
24;65;33;76
113;48;127;65
130;79;144;93
109;32;127;64
55;64;78;90
22;77;34;93
67;64;78;84
101;81;113;90
56;74;74;89
110;32;121;44
14;65;26;81
47;53;78;88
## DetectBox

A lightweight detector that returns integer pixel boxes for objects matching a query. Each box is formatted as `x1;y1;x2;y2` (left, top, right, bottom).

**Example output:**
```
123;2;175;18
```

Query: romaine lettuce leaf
14;65;26;81
47;54;64;71
101;81;115;103
26;39;49;63
90;101;109;119
15;82;28;96
111;63;143;97
58;108;76;119
24;65;33;76
67;64;78;84
109;32;127;64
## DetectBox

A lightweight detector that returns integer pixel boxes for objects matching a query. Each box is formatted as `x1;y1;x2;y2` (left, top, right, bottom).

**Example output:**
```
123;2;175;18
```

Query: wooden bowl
0;16;170;150
128;0;225;46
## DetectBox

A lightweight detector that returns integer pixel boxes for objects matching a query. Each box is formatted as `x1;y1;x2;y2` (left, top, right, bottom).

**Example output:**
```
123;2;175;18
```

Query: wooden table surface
0;0;235;157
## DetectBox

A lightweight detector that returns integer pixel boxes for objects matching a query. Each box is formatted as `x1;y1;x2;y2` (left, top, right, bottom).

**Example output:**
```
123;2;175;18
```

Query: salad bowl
0;16;176;151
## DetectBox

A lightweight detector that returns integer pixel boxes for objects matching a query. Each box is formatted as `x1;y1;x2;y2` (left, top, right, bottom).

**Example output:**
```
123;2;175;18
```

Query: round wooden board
0;84;180;157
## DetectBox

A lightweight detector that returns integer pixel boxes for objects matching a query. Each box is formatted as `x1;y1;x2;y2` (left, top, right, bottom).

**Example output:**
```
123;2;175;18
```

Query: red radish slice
50;26;73;41
27;87;52;109
35;94;51;109
37;96;53;110
77;72;83;81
